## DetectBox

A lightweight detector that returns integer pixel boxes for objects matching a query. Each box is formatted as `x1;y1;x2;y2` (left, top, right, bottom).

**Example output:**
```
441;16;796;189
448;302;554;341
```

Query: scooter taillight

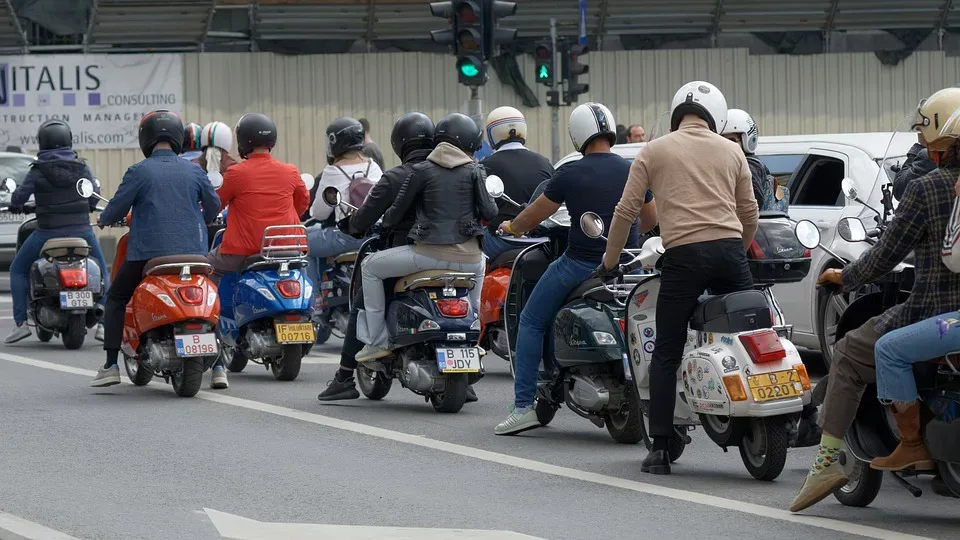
738;330;787;364
59;268;87;288
276;280;301;298
177;286;204;305
435;298;468;318
616;318;626;336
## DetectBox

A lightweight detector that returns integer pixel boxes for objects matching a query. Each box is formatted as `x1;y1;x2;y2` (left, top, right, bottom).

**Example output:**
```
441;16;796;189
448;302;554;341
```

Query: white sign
0;54;182;149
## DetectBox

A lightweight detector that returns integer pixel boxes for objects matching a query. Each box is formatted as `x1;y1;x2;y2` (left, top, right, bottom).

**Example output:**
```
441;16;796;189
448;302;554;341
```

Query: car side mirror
301;173;315;192
76;178;94;198
841;178;859;201
322;186;342;207
485;175;504;198
579;211;605;239
208;171;224;189
1;178;15;193
837;216;867;243
794;219;821;249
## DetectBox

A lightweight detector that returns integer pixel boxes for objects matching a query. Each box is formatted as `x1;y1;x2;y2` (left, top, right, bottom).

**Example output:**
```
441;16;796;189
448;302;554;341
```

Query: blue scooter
211;212;315;381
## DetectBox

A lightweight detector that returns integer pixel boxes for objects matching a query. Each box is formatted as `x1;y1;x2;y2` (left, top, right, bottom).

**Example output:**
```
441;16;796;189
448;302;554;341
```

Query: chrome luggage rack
260;225;310;260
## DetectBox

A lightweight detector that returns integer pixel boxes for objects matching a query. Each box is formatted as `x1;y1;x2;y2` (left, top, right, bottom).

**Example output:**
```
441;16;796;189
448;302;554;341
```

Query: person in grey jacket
893;142;937;201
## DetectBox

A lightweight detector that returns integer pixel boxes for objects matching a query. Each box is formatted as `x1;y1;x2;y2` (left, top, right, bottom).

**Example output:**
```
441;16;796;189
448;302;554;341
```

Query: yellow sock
809;433;842;476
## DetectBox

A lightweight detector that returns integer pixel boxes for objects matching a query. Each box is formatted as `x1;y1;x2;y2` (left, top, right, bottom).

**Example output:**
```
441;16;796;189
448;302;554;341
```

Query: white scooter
582;213;814;480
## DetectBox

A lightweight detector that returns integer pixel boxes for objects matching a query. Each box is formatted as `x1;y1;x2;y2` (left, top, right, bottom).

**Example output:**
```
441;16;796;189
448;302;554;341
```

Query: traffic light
482;1;517;60
533;41;553;86
562;43;590;104
429;1;487;86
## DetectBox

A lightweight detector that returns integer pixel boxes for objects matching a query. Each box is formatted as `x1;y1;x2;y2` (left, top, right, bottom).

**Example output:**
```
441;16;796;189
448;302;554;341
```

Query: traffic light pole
550;17;559;163
467;85;482;135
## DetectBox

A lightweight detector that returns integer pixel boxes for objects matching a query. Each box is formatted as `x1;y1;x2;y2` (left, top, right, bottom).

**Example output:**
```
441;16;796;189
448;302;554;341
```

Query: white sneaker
210;366;228;389
89;365;121;387
4;324;31;344
94;323;104;342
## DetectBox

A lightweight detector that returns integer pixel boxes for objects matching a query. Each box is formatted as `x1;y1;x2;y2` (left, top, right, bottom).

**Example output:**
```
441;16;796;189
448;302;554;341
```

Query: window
787;154;846;207
757;154;804;187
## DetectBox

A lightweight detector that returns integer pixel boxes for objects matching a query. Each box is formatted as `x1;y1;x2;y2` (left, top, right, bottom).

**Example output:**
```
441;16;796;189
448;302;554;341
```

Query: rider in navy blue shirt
492;102;658;436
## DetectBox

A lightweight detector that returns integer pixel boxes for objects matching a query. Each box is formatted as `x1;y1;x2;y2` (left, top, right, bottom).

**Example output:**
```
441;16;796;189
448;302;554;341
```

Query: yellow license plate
746;369;804;403
274;322;316;344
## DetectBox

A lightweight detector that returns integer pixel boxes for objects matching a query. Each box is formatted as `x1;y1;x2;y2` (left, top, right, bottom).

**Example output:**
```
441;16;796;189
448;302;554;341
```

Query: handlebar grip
867;229;880;238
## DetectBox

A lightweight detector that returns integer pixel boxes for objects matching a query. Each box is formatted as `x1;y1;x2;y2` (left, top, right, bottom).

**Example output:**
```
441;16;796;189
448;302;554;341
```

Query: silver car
0;151;37;269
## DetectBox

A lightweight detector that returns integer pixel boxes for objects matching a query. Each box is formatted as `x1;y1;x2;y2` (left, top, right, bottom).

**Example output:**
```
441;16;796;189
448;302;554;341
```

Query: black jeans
103;260;148;352
339;282;365;371
648;238;754;439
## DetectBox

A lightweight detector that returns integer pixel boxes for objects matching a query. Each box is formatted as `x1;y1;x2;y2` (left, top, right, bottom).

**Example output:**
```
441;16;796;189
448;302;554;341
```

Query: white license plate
436;347;482;373
175;333;219;357
59;290;93;309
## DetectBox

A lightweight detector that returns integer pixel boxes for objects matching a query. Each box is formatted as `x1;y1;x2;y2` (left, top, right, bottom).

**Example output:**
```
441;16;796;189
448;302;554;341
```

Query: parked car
557;132;916;363
0;151;36;270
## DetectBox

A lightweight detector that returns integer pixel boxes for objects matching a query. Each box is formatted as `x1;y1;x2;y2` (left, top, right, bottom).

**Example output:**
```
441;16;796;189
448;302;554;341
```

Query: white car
556;131;916;362
0;151;37;269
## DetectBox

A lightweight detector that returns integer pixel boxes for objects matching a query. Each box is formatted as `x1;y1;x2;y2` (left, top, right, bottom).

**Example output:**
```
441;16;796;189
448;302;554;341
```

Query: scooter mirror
837;216;868;243
1;178;15;193
485;175;504;198
580;211;605;239
841;178;858;201
794;219;821;250
76;178;95;199
207;171;224;189
301;173;315;191
322;186;342;207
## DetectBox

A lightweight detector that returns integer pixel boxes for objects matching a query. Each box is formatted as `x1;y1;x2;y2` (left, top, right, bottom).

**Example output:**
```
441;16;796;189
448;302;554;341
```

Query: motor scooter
2;177;104;349
214;173;316;381
805;177;960;505
611;213;813;480
321;184;483;413
77;178;221;397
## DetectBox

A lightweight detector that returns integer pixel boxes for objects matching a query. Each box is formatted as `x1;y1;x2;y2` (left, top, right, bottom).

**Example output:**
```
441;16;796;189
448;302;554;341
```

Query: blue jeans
306;225;367;291
513;252;595;409
11;228;109;324
483;229;513;260
875;312;960;402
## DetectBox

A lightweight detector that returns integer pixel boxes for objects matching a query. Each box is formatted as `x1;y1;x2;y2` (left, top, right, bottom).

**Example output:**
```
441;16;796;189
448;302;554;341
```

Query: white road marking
0;296;12;304
0;351;937;540
204;508;543;540
300;356;342;365
0;510;79;540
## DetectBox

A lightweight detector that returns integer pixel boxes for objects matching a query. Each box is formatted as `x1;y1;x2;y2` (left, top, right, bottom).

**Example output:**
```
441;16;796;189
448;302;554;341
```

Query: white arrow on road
204;509;544;540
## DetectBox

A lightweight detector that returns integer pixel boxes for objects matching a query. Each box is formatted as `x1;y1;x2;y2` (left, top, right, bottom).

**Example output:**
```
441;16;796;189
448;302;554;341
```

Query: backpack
336;162;375;208
748;156;789;213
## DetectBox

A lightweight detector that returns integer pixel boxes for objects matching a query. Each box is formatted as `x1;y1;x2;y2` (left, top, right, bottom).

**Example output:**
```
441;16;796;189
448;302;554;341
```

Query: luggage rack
260;225;309;260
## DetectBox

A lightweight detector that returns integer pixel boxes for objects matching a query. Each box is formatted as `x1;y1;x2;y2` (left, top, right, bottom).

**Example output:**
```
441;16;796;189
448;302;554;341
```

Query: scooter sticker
696;366;704;381
721;335;733;345
633;349;642;366
633;290;649;307
721;356;739;373
643;327;654;338
643;341;655;353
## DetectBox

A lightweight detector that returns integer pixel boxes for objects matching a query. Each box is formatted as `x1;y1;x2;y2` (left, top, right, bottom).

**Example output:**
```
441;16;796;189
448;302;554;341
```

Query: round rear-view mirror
579;211;605;239
1;178;15;193
76;178;94;198
841;178;858;201
485;175;504;198
301;173;315;192
322;186;342;207
208;171;224;189
794;220;821;250
837;216;868;243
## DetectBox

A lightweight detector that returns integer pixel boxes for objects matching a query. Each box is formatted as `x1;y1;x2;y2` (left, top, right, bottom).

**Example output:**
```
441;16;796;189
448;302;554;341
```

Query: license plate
59;290;93;309
746;369;804;403
274;322;316;344
174;332;218;357
436;347;482;373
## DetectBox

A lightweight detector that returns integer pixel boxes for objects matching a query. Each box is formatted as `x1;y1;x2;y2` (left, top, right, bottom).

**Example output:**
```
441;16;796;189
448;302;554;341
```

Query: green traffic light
459;61;480;77
537;64;550;80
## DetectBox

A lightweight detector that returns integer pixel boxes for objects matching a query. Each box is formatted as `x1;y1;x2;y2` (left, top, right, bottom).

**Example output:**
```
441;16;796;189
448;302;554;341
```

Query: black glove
591;261;622;280
336;215;351;234
8;204;23;215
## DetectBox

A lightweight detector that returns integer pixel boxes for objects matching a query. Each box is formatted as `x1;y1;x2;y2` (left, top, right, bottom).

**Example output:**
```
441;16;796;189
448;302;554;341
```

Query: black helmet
183;122;203;152
236;113;278;159
325;117;365;159
390;112;435;160
434;113;482;153
37;120;73;151
138;110;184;158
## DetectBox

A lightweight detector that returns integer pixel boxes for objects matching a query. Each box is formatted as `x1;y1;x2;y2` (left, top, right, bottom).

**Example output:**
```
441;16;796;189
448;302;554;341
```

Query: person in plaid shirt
791;87;960;512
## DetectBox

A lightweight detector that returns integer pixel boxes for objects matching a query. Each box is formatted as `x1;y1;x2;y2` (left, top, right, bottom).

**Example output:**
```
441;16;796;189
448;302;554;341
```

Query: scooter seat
565;275;646;303
488;248;524;270
689;290;772;333
327;251;358;265
143;255;213;277
242;253;309;272
393;270;476;293
40;237;90;258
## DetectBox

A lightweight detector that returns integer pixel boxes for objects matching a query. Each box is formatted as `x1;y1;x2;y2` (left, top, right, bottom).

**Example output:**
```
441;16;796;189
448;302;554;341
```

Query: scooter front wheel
36;328;53;342
124;355;153;386
226;347;248;373
739;417;788;481
356;365;392;400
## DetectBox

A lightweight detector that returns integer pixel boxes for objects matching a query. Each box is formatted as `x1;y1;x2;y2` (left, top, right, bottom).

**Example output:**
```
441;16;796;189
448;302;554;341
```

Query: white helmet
568;102;616;154
670;81;727;133
485;106;526;149
201;121;233;153
720;108;759;154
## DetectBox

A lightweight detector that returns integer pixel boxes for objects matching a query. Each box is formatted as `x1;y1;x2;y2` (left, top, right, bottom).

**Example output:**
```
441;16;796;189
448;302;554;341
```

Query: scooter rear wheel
430;373;469;413
834;451;883;507
61;315;86;350
171;358;203;398
739;417;788;481
271;344;303;381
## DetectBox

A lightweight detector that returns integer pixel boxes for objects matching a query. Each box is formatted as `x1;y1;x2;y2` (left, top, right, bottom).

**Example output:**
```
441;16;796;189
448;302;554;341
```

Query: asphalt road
0;294;956;540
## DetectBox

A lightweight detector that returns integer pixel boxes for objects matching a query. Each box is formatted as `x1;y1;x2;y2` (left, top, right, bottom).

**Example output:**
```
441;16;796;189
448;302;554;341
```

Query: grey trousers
821;316;884;438
207;246;247;284
357;245;485;348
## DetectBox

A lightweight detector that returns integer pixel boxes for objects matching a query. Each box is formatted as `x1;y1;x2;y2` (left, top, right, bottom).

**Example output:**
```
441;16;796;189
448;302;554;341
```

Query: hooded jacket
348;147;431;246
12;149;98;232
383;142;498;262
893;143;937;201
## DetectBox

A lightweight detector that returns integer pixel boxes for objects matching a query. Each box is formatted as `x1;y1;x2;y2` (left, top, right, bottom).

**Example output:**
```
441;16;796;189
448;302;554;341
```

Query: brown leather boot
870;402;935;471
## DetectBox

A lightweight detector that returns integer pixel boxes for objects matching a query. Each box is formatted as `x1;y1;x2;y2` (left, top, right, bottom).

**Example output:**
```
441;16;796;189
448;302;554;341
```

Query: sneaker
318;376;360;401
494;406;541;436
210;366;228;389
94;323;104;343
356;345;391;363
466;385;478;403
4;324;31;344
90;365;121;387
